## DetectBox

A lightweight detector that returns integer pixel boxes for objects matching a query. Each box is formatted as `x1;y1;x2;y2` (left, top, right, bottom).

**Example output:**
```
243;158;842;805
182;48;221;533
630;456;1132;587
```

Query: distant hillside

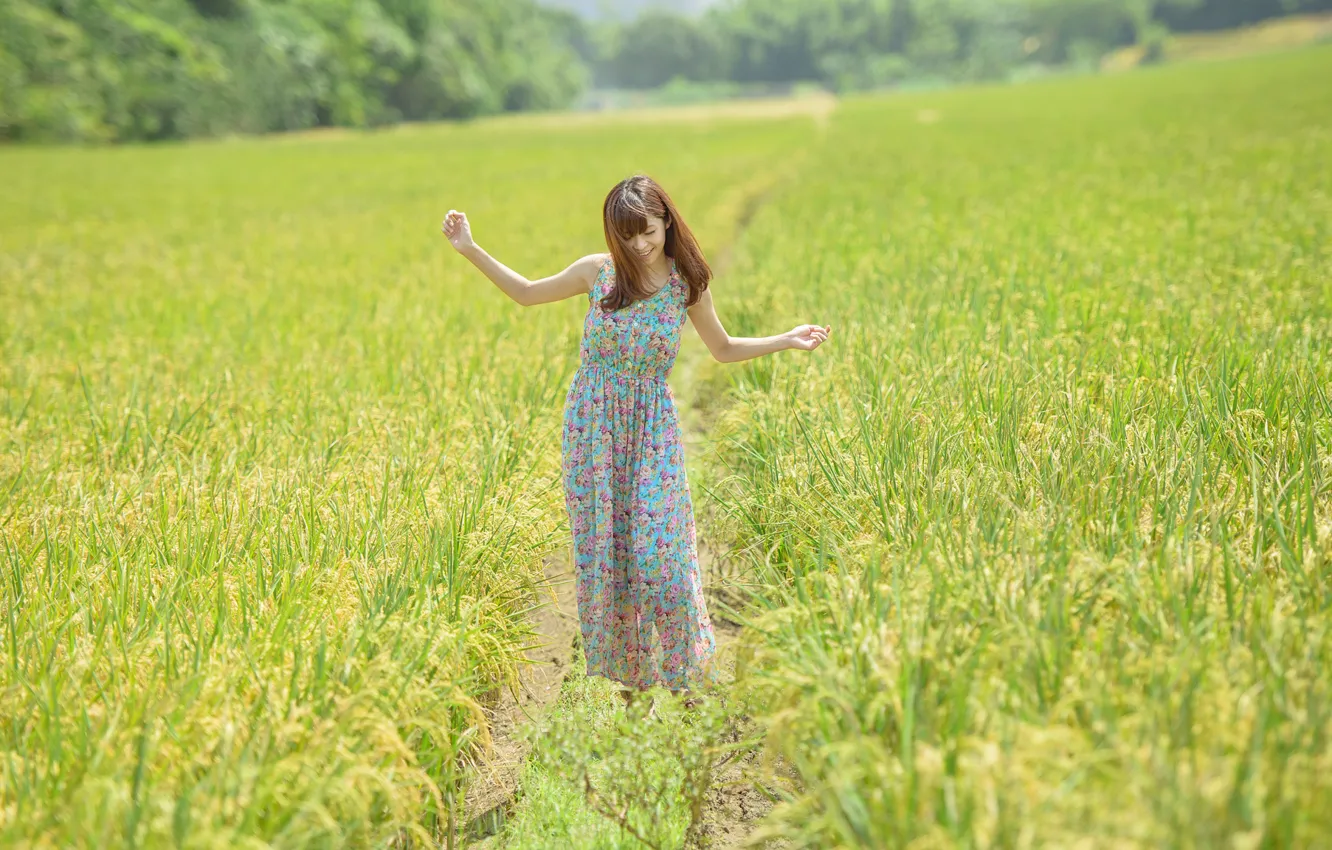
539;0;714;20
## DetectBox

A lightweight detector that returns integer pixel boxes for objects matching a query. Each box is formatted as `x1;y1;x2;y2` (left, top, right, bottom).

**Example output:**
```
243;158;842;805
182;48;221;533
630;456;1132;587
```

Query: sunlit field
2;42;1330;849
0;113;815;845
702;46;1332;846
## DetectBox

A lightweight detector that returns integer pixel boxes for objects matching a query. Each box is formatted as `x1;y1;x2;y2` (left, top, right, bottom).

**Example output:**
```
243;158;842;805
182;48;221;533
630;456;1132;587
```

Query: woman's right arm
442;209;601;306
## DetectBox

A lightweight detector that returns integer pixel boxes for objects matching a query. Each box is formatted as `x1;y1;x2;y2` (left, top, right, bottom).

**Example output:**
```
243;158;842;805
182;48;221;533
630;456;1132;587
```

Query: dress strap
591;254;614;301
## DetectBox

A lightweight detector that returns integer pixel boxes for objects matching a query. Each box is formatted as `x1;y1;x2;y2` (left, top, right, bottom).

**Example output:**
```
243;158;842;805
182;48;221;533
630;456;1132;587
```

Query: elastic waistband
576;362;669;383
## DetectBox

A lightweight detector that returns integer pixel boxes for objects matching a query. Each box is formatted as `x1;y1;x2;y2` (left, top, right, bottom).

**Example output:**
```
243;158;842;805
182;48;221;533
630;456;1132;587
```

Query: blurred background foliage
0;0;589;141
1;0;1329;142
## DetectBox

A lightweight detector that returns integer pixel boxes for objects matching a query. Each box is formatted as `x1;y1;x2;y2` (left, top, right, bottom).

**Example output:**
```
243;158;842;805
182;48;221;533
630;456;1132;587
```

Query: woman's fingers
791;324;830;350
443;213;468;241
795;323;830;351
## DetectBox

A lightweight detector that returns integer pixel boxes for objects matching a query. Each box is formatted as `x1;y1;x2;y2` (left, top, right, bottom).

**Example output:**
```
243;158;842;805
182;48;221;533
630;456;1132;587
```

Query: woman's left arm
687;287;830;364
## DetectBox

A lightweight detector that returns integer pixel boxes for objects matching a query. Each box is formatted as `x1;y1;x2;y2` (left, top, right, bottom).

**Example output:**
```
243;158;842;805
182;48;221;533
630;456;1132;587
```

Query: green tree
602;10;725;88
1;0;587;142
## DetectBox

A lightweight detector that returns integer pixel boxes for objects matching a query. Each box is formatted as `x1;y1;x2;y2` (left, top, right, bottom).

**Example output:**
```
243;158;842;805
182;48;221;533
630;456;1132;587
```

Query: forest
2;0;1329;142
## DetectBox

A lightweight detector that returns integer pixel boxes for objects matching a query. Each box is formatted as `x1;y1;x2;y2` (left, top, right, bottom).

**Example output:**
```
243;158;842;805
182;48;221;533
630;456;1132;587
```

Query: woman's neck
645;254;672;284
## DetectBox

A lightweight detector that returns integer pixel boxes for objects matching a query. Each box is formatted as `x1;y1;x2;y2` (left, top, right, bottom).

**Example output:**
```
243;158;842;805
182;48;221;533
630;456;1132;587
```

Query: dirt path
462;555;579;840
693;550;788;850
676;333;793;850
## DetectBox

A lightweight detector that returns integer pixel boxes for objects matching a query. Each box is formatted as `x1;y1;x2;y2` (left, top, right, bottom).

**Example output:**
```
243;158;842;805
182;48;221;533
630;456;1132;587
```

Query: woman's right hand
785;324;831;351
442;210;475;252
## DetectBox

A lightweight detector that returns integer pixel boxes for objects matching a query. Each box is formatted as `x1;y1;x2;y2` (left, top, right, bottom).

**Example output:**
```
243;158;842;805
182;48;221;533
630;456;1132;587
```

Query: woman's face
627;215;669;266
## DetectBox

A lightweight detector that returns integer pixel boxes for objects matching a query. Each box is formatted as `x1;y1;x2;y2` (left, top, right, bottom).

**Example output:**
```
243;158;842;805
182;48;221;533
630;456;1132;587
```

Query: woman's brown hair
600;175;712;312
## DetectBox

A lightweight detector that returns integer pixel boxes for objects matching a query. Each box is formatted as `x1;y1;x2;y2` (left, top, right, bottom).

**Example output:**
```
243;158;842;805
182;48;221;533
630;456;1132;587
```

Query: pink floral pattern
561;255;718;692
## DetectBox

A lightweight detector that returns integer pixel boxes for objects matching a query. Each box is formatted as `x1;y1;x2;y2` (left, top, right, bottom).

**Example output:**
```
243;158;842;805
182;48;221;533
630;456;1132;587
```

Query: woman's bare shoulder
570;252;612;294
571;252;611;271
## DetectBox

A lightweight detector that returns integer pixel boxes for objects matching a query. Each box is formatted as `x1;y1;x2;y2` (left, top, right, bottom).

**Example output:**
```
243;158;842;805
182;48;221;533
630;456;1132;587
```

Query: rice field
2;41;1330;849
701;46;1332;847
0;115;815;846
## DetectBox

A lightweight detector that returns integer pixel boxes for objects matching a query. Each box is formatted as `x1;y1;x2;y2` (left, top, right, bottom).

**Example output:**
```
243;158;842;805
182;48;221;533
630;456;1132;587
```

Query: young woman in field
441;175;830;711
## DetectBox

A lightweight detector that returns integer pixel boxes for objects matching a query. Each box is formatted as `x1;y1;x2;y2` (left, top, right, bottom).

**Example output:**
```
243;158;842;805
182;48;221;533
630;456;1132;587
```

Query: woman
442;175;830;710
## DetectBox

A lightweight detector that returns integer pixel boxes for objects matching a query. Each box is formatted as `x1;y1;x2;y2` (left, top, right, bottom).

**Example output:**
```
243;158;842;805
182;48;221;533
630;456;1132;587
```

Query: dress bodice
578;256;686;381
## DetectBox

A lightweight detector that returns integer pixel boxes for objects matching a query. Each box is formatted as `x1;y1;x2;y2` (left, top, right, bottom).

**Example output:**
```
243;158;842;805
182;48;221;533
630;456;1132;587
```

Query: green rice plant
701;48;1332;847
0;111;823;846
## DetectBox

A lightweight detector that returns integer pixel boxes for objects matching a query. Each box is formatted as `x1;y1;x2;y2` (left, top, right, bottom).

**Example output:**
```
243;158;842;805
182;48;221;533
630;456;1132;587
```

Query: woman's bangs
610;195;649;241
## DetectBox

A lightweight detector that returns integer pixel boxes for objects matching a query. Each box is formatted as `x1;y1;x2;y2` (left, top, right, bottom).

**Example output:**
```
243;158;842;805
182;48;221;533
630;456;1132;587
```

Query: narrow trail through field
464;108;831;845
671;185;798;850
674;335;780;850
462;554;581;838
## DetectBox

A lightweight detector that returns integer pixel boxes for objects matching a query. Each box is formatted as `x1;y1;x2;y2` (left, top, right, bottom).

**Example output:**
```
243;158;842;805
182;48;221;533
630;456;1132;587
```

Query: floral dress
561;254;718;692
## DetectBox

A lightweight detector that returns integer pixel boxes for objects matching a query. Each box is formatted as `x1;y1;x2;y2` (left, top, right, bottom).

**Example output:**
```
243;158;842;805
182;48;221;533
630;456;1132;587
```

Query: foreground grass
0;111;820;845
481;667;641;850
700;48;1332;846
494;647;736;850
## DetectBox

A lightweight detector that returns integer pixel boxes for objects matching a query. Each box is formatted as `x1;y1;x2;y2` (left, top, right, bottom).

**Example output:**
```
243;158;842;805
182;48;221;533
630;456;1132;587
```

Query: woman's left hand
786;324;831;351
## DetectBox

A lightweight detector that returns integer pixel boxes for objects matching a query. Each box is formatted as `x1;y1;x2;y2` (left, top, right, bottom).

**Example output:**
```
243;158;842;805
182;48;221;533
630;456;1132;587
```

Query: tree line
588;0;1332;92
0;0;587;142
2;0;1327;143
